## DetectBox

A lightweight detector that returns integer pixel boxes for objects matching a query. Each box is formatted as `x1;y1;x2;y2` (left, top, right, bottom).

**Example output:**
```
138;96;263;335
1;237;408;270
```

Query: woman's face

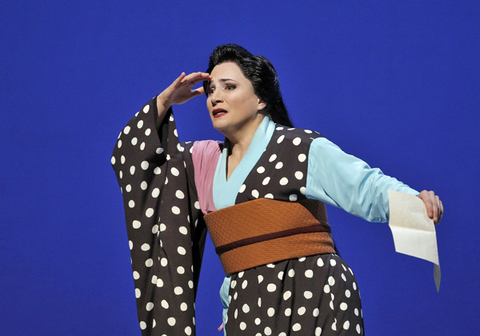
206;62;265;138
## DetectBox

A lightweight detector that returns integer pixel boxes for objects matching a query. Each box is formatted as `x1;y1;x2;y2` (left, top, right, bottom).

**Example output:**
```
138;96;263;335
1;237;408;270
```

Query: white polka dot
140;321;147;330
257;166;265;174
267;284;277;292
295;171;303;179
135;288;141;298
288;269;295;277
298;307;306;315
340;302;348;311
300;186;306;195
140;142;146;151
179;226;188;235
160;258;168;267
129;166;136;175
330;259;337;267
241;280;248;289
264;326;272;335
292;323;301;331
341;273;347;282
123;126;131;134
145;128;151;136
252;189;259;198
299;256;306;262
132;220;141;229
111;156;116;165
292;137;301;146
324;284;331;293
137;120;144;129
329;300;335;311
146;302;154;311
283;290;292;300
277;134;285;144
129;240;133;250
262;177;271;185
343;320;350;330
128;200;135;208
328;276;336;286
117;140;122;148
353;282;357;290
156;278;164;287
145;258;153;267
239;184;246;193
284;308;292;316
131;137;138;146
177;246;186;255
167;317;176;326
125;184;132;192
174;286;183;295
185;326;192;335
305;269;314;278
240;322;247;330
151;188;160;198
143;105;150;113
255;318;261;325
242;304;250;313
265;193;274;199
141;161;149;170
160;223;167;232
177;266;185;274
269;154;277;162
145;208;154;218
257;297;262;307
267;307;275;317
275;161;283;169
175;190;185;199
304;291;313;299
154;167;161;175
180;302;188;311
141;243;151;251
356;324;361;333
298;153;306;162
172;206;180;215
133;271;140;280
177;143;184;152
280;177;288;185
194;201;200;210
171;167;180;176
257;275;264;284
121;155;126;164
119;171;123;179
277;271;284;280
345;289;351;298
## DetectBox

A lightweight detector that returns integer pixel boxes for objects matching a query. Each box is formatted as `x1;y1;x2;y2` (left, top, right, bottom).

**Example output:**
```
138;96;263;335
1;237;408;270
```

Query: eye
225;84;236;91
208;86;216;94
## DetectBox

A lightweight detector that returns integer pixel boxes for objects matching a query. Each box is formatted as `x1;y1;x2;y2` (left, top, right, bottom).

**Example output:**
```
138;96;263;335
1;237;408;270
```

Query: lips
212;108;228;118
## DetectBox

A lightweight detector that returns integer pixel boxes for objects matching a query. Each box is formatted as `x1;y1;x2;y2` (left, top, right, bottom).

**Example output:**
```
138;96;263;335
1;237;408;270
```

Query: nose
210;89;223;106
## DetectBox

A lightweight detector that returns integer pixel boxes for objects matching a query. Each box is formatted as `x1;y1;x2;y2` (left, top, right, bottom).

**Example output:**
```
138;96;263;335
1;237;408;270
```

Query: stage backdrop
1;1;479;335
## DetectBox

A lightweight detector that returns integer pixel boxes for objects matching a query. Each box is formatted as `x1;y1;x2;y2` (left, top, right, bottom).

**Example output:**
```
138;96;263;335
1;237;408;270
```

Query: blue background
1;1;479;335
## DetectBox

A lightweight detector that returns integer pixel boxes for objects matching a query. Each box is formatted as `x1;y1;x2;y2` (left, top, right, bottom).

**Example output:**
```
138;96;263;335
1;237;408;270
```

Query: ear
257;98;267;111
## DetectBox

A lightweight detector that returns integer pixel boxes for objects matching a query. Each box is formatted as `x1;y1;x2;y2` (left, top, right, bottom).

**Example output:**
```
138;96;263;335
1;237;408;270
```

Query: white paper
388;190;441;291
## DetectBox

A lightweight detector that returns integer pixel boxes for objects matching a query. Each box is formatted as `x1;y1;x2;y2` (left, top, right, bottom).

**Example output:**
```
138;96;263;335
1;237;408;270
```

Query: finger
429;191;439;223
182;72;210;84
190;86;205;96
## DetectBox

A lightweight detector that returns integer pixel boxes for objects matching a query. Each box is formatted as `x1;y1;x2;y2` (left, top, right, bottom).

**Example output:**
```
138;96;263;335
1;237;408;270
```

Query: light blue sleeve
306;137;419;222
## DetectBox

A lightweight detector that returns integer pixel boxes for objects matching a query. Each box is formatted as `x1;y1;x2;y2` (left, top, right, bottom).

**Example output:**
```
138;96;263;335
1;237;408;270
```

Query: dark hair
203;44;293;127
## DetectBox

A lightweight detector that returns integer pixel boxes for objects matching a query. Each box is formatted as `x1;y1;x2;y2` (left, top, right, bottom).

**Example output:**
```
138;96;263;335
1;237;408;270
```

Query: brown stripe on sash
215;223;330;255
204;198;336;275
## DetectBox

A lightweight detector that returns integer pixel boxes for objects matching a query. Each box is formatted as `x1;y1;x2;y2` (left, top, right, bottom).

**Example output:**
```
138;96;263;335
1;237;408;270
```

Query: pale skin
155;66;443;224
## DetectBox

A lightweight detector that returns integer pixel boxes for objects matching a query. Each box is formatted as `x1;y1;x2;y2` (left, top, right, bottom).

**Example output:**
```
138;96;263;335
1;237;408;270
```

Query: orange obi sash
204;198;335;275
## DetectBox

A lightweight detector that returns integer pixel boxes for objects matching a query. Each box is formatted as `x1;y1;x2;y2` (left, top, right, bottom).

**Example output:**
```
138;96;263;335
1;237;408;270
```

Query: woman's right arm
155;72;211;128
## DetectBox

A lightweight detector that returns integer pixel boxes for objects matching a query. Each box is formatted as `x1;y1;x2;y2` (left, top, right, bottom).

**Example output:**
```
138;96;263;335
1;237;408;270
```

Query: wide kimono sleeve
111;98;207;335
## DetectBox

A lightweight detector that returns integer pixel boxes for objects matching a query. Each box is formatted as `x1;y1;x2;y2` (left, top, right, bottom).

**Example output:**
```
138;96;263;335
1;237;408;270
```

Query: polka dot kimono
112;98;364;335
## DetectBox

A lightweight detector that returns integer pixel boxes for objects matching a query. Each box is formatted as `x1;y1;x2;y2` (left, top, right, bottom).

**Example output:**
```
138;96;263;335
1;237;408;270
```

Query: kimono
112;98;418;336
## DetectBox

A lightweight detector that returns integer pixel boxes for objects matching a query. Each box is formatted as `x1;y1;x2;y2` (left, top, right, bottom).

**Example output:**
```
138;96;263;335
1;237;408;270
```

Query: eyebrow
210;78;238;84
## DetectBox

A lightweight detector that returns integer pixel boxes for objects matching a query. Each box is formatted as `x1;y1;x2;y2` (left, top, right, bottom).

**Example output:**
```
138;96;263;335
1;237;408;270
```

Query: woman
112;44;442;336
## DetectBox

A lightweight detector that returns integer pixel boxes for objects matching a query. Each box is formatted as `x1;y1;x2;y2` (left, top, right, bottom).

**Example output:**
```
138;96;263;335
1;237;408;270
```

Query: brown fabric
204;198;335;274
